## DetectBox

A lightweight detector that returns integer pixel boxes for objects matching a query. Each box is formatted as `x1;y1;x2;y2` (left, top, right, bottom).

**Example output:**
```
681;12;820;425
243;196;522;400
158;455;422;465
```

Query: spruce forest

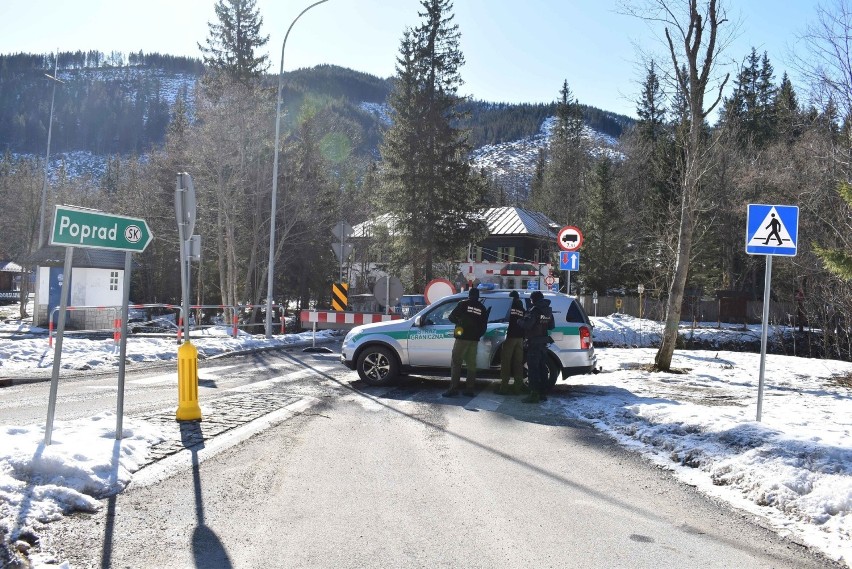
0;0;850;362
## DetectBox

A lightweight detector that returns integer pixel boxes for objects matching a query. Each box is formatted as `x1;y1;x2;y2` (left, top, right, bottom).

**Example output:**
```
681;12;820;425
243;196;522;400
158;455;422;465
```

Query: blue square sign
746;204;799;256
559;251;580;271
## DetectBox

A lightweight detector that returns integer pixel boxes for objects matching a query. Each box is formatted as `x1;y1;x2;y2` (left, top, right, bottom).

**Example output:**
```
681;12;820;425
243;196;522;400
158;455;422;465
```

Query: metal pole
756;255;772;422
116;252;132;439
339;231;346;285
45;246;73;445
176;178;190;342
38;52;63;249
266;0;331;338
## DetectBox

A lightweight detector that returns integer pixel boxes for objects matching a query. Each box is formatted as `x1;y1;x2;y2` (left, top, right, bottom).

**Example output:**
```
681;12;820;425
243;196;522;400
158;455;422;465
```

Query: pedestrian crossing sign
746;204;799;256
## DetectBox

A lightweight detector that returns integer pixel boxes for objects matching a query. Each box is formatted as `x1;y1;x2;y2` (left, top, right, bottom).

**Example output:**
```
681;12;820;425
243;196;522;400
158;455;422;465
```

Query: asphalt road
15;347;837;568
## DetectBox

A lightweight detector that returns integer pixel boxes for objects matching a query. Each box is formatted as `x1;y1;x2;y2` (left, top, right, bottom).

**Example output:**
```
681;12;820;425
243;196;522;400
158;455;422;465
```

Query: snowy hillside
358;102;623;202
470;116;622;200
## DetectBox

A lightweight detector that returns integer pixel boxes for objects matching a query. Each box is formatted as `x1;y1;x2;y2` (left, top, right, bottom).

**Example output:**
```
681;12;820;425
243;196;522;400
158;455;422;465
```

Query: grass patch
831;372;852;389
621;362;691;374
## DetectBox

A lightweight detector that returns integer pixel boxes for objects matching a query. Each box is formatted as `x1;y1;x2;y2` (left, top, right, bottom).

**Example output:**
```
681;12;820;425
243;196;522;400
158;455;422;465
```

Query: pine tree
583;156;621;292
198;0;269;83
814;181;852;279
532;80;589;226
378;0;487;291
774;72;801;142
722;48;777;147
627;60;678;291
636;60;666;142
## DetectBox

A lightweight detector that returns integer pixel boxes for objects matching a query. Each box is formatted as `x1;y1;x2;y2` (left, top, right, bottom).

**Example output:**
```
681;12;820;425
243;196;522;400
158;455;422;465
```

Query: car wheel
356;346;399;386
544;356;560;390
524;355;560;390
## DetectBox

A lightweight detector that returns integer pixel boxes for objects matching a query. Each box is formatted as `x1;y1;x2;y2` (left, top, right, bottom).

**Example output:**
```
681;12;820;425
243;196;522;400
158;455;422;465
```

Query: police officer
444;287;488;397
520;290;555;403
497;290;526;395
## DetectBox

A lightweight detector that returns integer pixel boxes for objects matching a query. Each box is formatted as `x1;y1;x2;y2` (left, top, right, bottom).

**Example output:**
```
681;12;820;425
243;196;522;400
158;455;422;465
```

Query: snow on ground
0;310;851;567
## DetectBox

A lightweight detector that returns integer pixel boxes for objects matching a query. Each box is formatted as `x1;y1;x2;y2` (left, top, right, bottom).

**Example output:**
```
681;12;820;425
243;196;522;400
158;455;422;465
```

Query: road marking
130;373;176;386
228;368;320;392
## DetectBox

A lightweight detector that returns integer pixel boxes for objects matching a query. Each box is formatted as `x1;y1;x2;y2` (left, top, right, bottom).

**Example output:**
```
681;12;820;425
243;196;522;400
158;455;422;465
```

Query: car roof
445;289;574;300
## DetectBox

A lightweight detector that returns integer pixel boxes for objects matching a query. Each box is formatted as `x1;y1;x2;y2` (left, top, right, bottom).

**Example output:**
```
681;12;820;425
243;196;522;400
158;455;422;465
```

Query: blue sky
0;0;822;118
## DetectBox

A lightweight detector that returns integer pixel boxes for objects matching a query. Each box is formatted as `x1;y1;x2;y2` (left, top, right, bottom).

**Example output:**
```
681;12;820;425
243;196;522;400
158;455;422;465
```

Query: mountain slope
0;54;633;186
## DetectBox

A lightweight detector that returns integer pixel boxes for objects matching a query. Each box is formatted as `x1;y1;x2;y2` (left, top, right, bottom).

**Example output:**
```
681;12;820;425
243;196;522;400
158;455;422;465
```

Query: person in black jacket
497;290;526;395
520;290;555;403
444;288;488;397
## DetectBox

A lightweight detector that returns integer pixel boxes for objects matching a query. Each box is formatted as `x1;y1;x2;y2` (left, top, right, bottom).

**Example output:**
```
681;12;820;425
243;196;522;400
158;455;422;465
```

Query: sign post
175;173;201;422
331;221;353;285
746;204;799;422
557;226;583;295
46;205;154;444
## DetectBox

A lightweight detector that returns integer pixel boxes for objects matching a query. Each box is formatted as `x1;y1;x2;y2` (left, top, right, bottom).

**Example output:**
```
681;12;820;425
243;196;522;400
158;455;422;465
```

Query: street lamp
266;0;330;338
38;51;65;249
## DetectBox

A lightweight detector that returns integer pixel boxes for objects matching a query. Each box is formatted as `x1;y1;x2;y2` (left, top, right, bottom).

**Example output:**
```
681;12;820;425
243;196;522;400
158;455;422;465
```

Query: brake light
580;326;591;349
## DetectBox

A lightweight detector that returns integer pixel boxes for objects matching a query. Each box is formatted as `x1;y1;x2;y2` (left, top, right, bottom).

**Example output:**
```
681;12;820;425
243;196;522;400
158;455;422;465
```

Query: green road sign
51;205;153;252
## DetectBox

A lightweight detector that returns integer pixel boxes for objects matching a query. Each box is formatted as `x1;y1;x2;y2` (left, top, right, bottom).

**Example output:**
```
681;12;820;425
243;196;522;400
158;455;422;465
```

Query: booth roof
27;246;130;269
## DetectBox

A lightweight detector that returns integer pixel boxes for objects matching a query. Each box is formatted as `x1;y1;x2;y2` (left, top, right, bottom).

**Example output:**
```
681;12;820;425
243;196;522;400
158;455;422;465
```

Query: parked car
396;294;427;317
340;289;597;386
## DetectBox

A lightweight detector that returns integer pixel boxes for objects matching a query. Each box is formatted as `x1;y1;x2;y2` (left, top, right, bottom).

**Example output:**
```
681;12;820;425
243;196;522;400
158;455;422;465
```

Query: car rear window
565;300;590;324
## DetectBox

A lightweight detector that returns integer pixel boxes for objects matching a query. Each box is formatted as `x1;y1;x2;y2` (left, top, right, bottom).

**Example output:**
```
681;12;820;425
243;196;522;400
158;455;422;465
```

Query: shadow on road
180;421;234;569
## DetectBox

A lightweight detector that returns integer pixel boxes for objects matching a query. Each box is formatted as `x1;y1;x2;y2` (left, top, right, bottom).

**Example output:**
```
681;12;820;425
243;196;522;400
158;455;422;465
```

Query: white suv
340;289;597;386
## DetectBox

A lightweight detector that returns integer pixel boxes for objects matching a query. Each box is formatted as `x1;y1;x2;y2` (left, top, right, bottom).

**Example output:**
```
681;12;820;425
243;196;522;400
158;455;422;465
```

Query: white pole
38;52;63;249
266;0;331;338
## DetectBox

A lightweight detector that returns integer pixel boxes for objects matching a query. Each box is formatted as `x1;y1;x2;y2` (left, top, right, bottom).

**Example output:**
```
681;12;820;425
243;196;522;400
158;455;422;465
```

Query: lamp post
38;51;64;249
265;0;330;338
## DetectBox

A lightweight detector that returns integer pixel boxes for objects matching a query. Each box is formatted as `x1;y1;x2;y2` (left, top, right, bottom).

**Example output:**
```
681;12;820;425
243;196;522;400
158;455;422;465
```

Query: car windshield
422;301;458;325
482;297;512;323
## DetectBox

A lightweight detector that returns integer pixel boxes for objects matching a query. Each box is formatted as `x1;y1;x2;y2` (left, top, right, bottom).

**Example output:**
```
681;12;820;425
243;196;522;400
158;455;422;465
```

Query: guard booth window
497;247;515;262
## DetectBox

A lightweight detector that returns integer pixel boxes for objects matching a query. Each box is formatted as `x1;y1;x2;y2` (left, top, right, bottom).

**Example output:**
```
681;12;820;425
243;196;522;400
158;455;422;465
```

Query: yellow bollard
176;341;202;421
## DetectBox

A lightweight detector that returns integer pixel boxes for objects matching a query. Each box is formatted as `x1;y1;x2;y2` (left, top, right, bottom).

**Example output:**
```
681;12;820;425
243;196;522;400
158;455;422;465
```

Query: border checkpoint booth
28;245;129;329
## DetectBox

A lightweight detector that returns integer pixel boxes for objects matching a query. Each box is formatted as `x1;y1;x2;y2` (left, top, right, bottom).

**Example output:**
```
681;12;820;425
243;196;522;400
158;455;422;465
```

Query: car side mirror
414;315;423;327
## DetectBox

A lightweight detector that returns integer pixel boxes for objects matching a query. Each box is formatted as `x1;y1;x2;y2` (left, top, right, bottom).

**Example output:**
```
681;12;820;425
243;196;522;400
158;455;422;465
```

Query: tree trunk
655;176;696;369
651;0;729;371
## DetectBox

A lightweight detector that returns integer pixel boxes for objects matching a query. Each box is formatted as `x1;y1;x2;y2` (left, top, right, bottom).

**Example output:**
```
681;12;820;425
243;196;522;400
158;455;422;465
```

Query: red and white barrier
299;310;403;330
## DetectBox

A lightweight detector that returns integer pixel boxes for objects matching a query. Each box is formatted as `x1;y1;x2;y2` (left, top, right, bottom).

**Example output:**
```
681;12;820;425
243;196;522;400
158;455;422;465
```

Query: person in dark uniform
497;290;526;395
444;288;488;397
520;290;555;403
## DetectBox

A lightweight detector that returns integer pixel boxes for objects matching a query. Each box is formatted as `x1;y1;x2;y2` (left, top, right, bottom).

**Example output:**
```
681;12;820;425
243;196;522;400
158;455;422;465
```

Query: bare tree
189;78;271;315
795;0;852;153
622;0;731;371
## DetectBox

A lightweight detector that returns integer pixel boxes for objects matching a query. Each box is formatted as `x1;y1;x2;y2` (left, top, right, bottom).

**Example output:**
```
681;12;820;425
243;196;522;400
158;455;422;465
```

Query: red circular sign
557;226;583;251
545;275;555;286
424;278;456;304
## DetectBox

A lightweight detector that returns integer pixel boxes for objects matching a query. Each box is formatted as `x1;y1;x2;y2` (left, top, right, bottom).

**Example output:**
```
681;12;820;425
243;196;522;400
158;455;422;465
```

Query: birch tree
623;0;731;371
